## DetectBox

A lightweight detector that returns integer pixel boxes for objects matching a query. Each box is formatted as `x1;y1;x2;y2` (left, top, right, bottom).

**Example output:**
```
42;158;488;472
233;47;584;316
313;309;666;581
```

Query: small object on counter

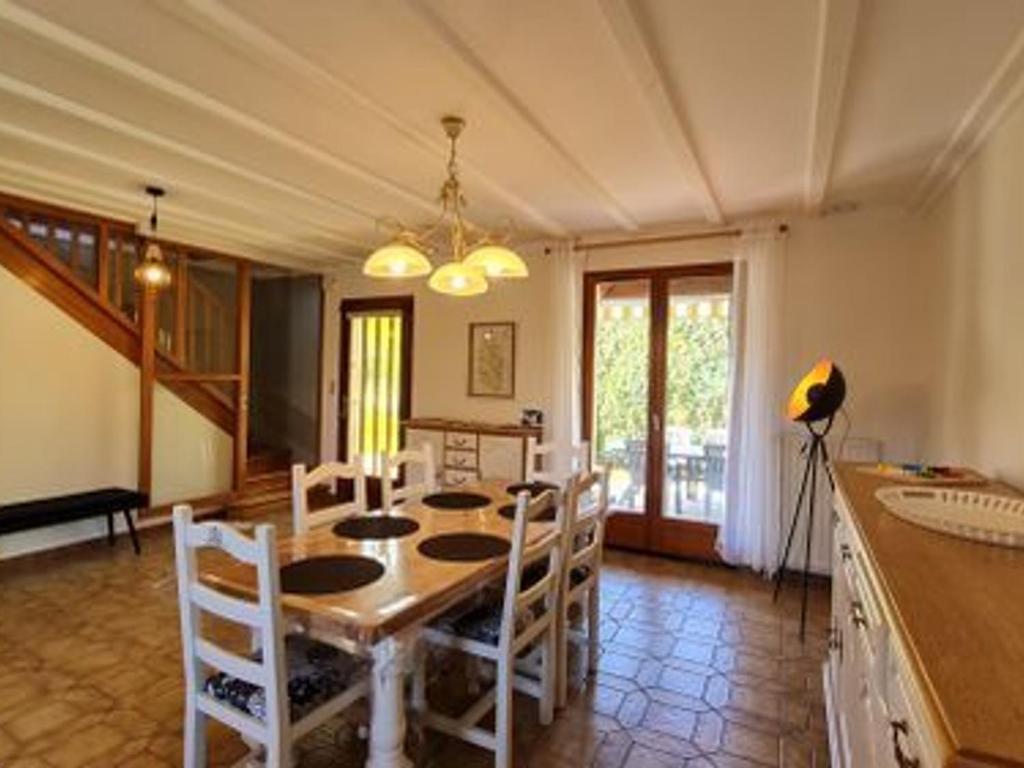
858;463;988;485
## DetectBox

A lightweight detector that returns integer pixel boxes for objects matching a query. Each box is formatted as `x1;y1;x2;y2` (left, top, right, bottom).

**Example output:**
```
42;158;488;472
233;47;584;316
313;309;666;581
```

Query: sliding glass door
584;265;733;560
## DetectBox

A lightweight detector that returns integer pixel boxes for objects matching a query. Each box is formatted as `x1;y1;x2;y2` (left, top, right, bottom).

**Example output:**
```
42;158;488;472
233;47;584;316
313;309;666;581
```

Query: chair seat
205;634;365;722
431;599;541;646
521;563;591;591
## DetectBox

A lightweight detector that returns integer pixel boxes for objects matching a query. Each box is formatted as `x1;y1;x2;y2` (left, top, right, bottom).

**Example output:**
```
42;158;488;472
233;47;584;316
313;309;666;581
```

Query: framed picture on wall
468;322;516;398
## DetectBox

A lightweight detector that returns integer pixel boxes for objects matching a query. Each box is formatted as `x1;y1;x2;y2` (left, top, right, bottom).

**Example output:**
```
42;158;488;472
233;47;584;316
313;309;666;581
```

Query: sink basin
876;486;1024;548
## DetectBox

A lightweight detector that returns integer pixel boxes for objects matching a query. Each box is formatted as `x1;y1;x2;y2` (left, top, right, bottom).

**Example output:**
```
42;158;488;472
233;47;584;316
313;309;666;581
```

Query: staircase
230;448;293;516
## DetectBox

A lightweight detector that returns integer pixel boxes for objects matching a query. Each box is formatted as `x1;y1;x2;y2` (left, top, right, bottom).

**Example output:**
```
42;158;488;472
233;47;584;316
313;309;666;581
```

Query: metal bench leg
123;509;141;555
106;512;115;546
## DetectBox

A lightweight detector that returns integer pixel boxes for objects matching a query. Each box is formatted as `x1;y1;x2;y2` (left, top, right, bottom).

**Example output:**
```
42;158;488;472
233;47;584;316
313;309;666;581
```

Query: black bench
0;488;148;554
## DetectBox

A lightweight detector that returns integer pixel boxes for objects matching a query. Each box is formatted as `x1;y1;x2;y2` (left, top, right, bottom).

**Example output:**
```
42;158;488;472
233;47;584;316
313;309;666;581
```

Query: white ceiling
0;0;1022;270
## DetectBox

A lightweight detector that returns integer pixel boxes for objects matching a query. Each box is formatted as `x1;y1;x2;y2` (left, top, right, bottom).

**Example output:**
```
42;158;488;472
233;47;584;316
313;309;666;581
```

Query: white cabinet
826;491;942;768
404;419;541;484
405;427;444;486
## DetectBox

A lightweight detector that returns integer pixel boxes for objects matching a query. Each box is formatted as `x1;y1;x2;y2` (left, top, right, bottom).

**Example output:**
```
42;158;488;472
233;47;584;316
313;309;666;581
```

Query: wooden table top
203;479;557;647
834;463;1024;766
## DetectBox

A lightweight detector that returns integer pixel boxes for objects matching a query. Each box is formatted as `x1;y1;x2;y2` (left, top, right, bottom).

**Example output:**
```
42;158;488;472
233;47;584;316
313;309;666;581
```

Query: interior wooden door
583;264;733;561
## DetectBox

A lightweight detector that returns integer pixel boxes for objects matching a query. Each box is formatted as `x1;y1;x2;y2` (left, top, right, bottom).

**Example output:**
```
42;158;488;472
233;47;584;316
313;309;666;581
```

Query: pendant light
133;186;172;289
362;116;529;296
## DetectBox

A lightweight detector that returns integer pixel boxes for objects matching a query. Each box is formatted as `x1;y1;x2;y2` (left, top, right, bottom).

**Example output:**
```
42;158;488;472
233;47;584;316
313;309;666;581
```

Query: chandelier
363;116;528;296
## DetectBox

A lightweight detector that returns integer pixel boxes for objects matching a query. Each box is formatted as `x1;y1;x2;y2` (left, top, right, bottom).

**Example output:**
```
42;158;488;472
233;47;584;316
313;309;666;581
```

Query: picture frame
468;322;516;398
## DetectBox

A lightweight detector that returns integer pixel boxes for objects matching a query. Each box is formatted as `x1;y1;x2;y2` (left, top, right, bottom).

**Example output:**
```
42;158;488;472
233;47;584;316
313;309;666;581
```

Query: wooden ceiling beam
804;0;861;213
406;0;639;232
178;0;571;239
910;26;1024;213
595;0;724;225
0;2;441;219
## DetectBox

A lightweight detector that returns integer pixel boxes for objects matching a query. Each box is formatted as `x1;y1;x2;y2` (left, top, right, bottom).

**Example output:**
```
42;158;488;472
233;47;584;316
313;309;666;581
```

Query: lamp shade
133;242;172;289
363;240;432;278
428;262;488;297
463;243;528;278
786;359;846;423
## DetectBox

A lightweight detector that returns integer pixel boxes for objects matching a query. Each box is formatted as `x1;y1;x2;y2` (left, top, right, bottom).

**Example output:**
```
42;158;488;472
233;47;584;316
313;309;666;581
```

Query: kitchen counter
833;463;1024;766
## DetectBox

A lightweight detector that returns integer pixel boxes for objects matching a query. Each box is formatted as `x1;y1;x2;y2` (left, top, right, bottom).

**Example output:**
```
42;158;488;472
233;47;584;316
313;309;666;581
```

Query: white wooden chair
556;470;610;708
413;491;561;768
525;437;591;484
172;505;369;768
291;460;367;535
381;442;437;512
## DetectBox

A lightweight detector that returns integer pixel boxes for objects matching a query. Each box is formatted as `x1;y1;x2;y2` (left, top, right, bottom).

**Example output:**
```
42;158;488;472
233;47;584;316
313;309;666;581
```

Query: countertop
834;463;1024;766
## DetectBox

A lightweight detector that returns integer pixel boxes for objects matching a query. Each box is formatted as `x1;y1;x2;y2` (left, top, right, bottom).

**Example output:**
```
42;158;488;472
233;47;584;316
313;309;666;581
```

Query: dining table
203;478;559;768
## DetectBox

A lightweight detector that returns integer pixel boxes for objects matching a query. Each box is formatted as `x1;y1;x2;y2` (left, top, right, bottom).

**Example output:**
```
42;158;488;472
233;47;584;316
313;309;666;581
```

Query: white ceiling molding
804;0;861;212
0;0;443;218
910;26;1024;213
0;73;373;232
177;0;570;238
405;0;639;232
595;0;723;225
0;157;343;268
0;119;369;253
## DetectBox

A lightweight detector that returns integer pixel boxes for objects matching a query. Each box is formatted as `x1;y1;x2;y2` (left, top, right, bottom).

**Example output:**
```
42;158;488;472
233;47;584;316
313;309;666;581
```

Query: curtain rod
574;223;787;252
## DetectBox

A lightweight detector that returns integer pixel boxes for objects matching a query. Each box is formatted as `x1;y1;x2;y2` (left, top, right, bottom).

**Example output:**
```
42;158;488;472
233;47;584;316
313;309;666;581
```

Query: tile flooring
0;507;830;767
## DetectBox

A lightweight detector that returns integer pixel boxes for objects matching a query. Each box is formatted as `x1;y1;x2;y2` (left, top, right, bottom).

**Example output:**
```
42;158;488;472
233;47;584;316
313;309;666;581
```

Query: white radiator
778;432;881;575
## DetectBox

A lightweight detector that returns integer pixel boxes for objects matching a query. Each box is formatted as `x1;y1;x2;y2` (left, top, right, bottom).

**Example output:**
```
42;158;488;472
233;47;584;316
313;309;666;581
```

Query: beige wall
321;249;557;461
924;95;1024;486
322;214;940;466
0;266;232;558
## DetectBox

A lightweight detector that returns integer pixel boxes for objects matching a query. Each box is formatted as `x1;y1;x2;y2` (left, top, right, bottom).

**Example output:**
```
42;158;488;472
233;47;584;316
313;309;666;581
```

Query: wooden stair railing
0;216;235;434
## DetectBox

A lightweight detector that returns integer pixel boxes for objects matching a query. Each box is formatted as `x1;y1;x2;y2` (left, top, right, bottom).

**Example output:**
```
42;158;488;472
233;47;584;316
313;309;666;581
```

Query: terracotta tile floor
0;507;831;767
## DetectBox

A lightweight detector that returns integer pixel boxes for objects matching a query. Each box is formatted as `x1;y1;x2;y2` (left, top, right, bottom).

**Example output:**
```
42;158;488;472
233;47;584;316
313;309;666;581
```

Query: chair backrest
172;505;289;749
292;459;367;535
525;437;591;483
499;490;562;653
561;470;610;594
381;442;437;511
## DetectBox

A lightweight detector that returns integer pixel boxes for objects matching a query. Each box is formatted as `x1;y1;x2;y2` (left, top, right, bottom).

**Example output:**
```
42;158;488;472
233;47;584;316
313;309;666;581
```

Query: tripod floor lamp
773;359;847;639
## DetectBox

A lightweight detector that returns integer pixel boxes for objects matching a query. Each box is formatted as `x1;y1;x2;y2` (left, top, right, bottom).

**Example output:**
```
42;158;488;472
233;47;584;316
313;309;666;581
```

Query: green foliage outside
595;300;731;459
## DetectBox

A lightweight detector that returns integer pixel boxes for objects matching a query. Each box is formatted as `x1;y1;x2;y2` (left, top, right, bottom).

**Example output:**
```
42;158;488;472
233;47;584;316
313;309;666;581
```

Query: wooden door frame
582;263;733;561
338;295;415;464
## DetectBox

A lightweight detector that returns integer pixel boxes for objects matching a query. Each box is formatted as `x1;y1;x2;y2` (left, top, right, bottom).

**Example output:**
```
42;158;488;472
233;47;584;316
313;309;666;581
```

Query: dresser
403;418;542;487
827;464;1024;768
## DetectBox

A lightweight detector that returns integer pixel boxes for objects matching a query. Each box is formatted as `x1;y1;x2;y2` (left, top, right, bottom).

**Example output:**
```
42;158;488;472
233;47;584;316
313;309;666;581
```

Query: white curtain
718;228;788;573
547;241;584;476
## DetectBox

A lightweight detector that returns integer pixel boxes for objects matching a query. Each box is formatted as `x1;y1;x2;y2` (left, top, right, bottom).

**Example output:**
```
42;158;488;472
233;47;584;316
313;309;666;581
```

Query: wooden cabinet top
834;463;1024;766
404;417;542;438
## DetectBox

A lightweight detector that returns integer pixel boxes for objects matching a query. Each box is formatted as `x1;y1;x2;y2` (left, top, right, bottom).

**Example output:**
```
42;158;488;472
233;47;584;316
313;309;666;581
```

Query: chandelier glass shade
133;186;172;290
363;116;527;296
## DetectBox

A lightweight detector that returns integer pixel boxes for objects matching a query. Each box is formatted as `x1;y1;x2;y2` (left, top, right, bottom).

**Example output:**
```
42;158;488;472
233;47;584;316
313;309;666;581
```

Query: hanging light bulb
133;186;172;289
463;242;528;278
363;233;432;278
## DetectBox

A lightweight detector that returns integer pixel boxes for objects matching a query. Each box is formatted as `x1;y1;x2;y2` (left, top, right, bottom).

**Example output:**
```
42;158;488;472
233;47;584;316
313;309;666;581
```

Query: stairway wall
0;265;232;559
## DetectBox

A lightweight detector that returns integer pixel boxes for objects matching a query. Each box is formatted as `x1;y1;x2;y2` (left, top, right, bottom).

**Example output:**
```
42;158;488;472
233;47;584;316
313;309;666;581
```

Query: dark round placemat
280;555;384;595
497;503;557;523
422;492;492;510
332;515;420;540
506;481;560;497
417;533;510;562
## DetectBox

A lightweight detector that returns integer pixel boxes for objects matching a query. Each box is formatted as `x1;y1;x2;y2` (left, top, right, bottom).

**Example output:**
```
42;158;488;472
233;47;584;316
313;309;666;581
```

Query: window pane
662;275;732;523
593;279;650;514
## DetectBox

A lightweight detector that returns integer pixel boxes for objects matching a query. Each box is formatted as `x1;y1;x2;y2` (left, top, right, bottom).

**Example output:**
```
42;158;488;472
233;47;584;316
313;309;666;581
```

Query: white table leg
367;635;413;768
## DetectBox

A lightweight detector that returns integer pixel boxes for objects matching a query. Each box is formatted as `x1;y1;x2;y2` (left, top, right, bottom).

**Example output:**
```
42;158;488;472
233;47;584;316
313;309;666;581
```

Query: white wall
322;215;939;467
0;266;232;558
924;93;1024;487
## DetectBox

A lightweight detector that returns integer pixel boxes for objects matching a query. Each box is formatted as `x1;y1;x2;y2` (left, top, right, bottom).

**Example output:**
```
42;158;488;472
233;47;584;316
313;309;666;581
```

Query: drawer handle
849;600;867;629
840;543;852;562
890;720;920;768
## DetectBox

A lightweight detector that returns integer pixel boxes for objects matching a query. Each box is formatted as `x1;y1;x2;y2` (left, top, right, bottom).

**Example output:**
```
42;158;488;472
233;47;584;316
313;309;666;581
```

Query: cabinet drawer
445;449;478;470
443;469;478;487
445;431;478;450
